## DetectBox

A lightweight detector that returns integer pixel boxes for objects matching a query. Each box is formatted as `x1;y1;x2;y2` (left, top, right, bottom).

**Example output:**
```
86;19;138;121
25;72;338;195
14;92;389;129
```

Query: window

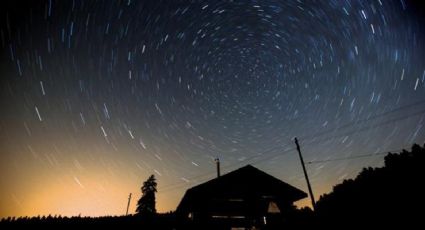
267;201;280;213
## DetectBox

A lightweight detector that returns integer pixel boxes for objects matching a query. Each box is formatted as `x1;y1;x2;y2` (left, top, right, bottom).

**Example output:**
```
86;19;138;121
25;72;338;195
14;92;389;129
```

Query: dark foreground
1;143;424;229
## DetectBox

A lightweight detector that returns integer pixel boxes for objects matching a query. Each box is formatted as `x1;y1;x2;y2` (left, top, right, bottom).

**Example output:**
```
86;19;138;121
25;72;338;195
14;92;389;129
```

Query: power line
158;142;416;193
248;101;425;166
249;109;425;167
299;99;425;141
303;108;425;146
230;101;423;159
157;102;425;193
158;144;412;194
306;148;407;164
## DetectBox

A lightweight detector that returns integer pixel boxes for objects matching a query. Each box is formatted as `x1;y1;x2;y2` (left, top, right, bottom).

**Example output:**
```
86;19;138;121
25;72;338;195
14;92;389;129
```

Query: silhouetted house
176;165;307;229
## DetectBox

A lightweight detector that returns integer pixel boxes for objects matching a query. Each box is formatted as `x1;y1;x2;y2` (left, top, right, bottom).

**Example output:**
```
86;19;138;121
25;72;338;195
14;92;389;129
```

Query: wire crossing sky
1;0;424;218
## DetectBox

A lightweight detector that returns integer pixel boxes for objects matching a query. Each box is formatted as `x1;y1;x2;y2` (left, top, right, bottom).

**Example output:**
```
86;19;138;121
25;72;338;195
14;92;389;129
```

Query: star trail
1;0;424;218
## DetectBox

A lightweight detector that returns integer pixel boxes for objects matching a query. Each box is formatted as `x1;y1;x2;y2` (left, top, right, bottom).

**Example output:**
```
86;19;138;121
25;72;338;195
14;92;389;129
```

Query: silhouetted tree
315;143;425;227
136;175;157;216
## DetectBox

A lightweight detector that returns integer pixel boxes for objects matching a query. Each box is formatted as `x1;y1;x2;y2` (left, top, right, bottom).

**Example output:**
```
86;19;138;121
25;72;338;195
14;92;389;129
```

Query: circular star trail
1;0;424;217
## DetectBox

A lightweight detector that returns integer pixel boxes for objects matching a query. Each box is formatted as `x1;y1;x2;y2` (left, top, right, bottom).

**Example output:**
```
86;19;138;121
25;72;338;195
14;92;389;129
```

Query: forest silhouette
314;143;424;228
1;143;424;229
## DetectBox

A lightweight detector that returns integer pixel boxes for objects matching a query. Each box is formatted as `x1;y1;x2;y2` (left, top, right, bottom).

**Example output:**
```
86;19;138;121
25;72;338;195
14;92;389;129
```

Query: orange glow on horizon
0;163;179;218
0;136;381;219
0;167;335;218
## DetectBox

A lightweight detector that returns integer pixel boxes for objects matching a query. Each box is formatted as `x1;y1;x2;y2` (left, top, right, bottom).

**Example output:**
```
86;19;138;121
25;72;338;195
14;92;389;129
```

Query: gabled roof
176;165;307;213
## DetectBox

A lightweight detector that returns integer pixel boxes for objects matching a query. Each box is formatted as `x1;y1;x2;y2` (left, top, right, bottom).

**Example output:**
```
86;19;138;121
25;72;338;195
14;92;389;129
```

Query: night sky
1;0;425;218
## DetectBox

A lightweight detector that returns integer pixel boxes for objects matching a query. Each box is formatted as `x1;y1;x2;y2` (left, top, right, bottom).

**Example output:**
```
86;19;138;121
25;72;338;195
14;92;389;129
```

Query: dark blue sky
1;0;424;217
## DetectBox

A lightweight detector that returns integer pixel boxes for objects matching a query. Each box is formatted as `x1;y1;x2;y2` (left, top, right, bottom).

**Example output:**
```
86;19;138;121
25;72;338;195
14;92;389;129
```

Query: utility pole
294;137;316;210
126;193;132;215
